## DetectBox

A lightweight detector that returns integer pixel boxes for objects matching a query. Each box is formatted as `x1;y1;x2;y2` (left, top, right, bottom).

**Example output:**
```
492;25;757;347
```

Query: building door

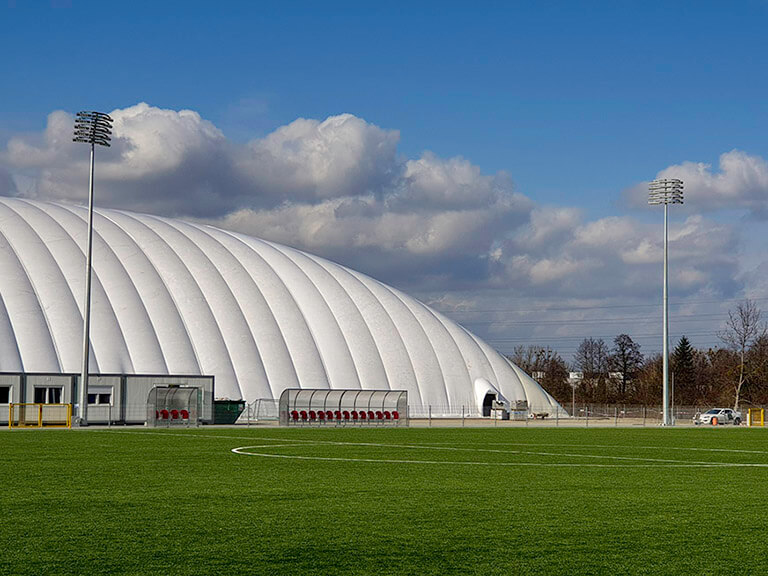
482;392;495;417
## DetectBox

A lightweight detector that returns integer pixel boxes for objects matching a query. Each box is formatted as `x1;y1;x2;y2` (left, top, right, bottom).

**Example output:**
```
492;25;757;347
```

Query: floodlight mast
73;111;113;426
648;178;683;427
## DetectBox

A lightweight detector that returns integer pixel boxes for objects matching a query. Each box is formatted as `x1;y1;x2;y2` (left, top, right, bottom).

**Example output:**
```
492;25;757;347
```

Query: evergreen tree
672;336;696;404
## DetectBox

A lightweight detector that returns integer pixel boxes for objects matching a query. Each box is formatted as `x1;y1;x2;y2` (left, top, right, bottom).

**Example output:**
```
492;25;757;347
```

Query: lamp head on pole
73;111;113;147
648;178;684;205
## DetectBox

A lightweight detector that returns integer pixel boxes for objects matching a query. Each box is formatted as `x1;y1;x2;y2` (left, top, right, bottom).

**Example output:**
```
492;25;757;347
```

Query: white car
694;408;742;426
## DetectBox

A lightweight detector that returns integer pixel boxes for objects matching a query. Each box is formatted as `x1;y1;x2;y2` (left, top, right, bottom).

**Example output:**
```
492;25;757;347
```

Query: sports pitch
2;427;767;575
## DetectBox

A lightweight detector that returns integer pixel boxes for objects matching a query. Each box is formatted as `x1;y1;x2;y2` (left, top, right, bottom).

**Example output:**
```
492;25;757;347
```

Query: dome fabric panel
0;197;563;415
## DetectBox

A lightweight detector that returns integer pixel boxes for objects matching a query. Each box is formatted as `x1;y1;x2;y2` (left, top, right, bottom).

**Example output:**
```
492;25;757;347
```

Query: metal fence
238;399;280;424
6;400;757;427
235;401;768;427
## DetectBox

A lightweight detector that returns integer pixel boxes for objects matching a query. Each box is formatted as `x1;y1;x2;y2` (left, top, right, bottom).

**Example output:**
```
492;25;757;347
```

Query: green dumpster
213;400;245;424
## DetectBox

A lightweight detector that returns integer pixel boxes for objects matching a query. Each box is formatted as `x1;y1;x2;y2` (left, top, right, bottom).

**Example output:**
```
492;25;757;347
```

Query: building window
0;386;9;404
34;387;62;404
88;392;112;405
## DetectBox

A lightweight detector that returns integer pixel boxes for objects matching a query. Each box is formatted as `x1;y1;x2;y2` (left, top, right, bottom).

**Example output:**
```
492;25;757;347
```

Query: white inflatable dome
0;197;563;416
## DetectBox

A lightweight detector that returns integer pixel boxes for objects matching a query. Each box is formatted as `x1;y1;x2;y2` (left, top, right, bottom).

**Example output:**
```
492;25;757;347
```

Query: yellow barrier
8;403;72;429
747;408;765;427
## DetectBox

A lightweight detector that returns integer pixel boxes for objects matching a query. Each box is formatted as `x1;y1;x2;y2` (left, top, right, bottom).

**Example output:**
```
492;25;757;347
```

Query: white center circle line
230;443;768;468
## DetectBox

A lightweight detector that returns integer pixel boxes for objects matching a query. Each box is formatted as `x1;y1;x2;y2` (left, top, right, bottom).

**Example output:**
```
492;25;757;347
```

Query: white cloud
2;103;235;216
0;103;753;325
625;149;768;217
495;212;739;300
240;113;400;202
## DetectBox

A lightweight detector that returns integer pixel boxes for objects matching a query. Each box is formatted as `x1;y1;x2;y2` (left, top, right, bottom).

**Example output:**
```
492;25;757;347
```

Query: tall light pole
648;178;683;427
73;111;113;426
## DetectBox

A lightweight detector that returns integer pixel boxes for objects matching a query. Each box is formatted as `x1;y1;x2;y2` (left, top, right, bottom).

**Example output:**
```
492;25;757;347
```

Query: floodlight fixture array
648;178;684;205
73;111;113;148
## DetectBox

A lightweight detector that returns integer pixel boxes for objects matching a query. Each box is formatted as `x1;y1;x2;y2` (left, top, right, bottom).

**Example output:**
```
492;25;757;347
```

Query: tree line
507;300;768;410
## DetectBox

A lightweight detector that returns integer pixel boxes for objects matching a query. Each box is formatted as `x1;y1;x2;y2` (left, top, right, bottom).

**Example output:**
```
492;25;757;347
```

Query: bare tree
609;334;643;399
745;335;768;403
508;345;538;374
633;353;663;405
718;299;767;410
573;338;610;401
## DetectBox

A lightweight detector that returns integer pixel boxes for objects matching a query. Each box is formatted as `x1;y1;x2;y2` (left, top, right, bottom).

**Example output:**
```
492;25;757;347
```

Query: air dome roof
0;197;562;415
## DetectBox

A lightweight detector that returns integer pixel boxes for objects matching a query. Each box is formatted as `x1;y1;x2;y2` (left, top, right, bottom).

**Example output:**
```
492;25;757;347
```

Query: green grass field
2;426;768;575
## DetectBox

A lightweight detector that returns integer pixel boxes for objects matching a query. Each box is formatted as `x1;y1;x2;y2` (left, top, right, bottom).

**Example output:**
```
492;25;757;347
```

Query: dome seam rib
47;203;136;373
414;302;473;406
212;229;308;395
141;214;237;388
305;255;399;392
167;220;272;400
96;209;169;373
462;328;507;409
258;240;354;389
13;199;104;372
275;249;376;390
0;286;23;370
97;210;198;374
346;270;430;405
0;223;63;371
113;213;206;375
3;200;86;371
367;281;449;407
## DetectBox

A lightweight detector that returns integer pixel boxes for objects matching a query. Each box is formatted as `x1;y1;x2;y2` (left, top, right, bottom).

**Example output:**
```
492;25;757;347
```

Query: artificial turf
1;426;767;575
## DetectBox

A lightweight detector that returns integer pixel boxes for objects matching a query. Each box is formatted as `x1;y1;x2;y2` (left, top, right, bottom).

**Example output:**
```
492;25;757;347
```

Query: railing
234;402;768;427
4;401;761;428
238;399;280;425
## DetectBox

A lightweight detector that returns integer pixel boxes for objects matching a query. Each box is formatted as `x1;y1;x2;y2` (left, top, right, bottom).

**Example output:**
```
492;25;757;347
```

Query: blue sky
3;1;767;211
1;0;767;357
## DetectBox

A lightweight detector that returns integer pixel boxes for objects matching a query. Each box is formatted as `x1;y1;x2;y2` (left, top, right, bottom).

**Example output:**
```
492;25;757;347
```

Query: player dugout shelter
147;385;203;427
280;388;407;426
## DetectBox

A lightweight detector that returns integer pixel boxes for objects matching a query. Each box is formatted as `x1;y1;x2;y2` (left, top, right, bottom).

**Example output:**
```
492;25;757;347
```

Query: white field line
96;430;768;466
98;430;709;464
96;429;321;443
229;441;768;467
230;445;768;468
96;430;768;456
477;442;768;455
